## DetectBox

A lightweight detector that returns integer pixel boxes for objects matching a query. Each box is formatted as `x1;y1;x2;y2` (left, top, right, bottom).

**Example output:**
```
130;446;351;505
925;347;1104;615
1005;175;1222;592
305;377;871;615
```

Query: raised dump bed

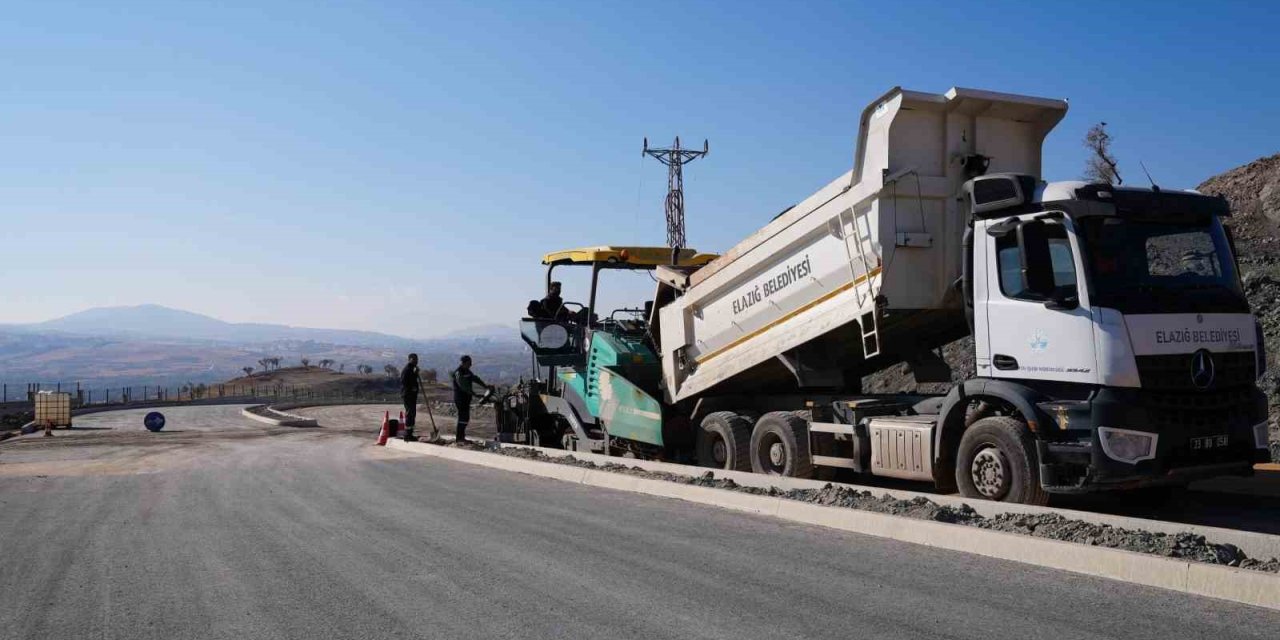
657;87;1068;402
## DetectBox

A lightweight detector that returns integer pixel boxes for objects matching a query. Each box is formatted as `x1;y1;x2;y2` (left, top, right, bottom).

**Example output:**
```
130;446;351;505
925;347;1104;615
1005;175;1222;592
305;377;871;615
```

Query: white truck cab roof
1038;181;1204;203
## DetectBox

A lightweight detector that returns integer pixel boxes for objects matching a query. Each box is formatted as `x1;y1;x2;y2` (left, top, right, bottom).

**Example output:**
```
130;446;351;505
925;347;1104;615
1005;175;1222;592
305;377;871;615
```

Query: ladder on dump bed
835;205;882;358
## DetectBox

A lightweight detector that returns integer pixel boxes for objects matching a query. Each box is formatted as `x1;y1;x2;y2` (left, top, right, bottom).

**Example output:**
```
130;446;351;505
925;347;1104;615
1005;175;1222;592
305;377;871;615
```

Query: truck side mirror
1017;220;1056;297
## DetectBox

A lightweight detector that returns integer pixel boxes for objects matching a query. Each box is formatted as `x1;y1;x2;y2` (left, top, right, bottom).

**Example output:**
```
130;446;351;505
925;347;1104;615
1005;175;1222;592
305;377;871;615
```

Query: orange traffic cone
376;411;389;446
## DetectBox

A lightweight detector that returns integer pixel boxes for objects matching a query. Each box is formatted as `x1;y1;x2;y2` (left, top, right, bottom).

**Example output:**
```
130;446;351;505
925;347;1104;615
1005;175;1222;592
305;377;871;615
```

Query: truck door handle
993;354;1019;370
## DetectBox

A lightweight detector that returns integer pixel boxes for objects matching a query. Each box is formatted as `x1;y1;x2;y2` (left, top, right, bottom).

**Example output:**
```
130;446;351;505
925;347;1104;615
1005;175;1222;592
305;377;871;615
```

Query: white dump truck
508;86;1271;504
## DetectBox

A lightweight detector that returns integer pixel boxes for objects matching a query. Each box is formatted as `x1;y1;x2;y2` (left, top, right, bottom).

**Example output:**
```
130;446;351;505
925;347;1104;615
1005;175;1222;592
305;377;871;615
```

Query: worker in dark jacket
528;281;570;321
451;355;489;443
400;353;420;440
541;281;569;320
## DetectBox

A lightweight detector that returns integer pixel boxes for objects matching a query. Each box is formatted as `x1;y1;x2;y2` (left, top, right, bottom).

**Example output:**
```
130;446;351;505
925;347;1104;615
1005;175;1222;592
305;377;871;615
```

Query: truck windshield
1076;216;1247;314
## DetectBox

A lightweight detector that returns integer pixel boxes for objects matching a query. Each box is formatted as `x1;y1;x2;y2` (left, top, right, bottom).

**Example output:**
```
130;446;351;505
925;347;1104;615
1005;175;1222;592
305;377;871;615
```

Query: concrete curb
241;405;319;428
386;439;1280;611
268;400;402;412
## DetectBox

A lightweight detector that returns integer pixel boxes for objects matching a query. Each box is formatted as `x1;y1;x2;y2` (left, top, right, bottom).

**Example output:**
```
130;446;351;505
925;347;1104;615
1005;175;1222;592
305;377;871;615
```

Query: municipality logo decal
1029;330;1049;353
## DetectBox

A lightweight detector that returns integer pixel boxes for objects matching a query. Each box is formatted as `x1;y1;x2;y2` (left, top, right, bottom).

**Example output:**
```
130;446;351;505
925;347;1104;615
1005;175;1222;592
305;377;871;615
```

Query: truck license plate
1190;435;1228;450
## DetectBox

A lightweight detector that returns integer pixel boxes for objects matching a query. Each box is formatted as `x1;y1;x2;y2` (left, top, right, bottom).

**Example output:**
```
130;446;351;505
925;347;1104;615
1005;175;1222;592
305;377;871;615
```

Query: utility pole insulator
643;137;709;253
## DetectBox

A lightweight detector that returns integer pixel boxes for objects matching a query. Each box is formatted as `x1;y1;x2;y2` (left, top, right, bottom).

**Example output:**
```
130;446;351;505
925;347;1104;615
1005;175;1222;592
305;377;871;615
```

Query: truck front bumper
1038;386;1270;493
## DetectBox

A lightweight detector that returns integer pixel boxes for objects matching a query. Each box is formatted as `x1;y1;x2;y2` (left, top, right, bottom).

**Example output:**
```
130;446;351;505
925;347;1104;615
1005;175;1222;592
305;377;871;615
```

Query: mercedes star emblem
1191;349;1215;389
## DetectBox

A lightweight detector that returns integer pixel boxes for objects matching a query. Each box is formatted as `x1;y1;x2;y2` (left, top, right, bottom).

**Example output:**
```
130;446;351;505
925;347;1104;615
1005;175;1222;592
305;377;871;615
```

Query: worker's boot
403;427;416;442
455;425;467;444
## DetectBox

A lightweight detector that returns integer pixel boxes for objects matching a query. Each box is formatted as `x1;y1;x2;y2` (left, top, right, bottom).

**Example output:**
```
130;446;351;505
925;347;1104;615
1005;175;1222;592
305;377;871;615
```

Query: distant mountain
31;304;422;349
38;304;237;339
438;323;518;342
0;305;528;388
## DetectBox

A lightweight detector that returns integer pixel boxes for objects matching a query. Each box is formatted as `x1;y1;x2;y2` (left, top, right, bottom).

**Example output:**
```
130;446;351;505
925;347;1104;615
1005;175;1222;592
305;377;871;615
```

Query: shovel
416;374;440;440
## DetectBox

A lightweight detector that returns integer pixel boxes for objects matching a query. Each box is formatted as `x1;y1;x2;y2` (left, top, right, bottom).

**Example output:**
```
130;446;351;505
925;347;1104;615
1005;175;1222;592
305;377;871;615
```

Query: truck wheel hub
971;448;1008;498
769;442;786;466
712;439;727;464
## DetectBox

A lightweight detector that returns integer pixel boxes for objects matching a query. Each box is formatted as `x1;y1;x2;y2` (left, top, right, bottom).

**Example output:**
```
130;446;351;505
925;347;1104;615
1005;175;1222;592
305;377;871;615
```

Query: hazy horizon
2;302;513;341
3;1;1278;335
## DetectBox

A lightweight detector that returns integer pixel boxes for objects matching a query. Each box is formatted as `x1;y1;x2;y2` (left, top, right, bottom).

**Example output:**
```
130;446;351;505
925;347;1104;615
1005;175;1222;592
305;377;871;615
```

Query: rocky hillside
1199;153;1280;430
865;153;1280;453
221;366;454;402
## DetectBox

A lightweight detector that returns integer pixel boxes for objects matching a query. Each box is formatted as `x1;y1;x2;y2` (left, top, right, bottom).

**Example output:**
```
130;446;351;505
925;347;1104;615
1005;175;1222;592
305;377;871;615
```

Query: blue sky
2;0;1277;337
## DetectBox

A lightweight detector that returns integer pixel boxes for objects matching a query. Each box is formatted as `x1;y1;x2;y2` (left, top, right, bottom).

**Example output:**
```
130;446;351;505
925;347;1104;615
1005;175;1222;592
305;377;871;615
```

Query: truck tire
697;412;752;471
749;411;814;478
955;416;1049;505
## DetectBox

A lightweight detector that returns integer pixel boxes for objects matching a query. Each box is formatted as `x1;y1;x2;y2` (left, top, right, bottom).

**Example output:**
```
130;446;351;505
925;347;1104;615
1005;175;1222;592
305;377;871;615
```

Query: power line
642;137;708;252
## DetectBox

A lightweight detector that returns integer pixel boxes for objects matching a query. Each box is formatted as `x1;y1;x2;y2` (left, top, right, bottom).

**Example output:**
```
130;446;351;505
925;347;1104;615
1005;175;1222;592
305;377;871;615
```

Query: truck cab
963;174;1269;495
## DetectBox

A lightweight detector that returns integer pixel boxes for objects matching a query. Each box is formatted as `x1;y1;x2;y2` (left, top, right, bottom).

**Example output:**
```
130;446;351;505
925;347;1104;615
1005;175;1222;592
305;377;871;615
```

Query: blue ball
144;411;166;432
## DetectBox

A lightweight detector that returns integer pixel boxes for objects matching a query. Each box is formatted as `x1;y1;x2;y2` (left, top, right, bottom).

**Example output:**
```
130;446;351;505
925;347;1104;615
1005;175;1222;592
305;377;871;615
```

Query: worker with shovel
451;355;489;444
399;353;421;441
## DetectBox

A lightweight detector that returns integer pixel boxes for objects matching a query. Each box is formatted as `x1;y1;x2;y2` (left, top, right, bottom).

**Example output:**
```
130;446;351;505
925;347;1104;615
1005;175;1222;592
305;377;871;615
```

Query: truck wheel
955;416;1048;505
749;412;813;478
697;412;752;471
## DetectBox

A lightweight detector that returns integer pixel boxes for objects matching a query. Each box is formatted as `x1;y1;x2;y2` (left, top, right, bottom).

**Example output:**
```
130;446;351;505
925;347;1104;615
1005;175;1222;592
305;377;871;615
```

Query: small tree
243;366;254;378
339;363;346;373
1083;122;1121;185
301;358;311;368
422;368;438;384
384;363;398;377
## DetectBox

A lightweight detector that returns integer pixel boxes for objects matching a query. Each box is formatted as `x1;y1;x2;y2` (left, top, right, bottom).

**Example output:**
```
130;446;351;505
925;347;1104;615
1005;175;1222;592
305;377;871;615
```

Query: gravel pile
427;401;494;420
474;443;1280;573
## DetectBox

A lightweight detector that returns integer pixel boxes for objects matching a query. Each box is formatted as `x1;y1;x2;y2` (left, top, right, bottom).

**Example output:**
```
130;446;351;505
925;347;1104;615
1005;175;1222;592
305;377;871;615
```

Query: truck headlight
1098;427;1159;463
1256;422;1271;450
